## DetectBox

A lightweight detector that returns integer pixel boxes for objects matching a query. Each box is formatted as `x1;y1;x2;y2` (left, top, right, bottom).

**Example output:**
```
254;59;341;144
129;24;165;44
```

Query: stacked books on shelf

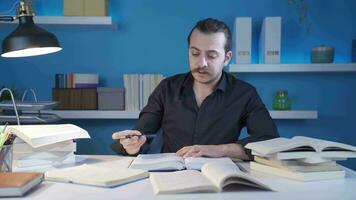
3;124;90;171
245;136;356;181
55;73;99;89
123;74;164;111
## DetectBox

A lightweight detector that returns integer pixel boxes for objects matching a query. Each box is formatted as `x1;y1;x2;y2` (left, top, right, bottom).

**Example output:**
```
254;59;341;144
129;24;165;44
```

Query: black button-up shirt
127;71;279;157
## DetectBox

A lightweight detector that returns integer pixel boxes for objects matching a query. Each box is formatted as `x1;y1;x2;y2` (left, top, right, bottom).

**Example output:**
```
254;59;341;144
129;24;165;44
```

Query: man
112;18;278;160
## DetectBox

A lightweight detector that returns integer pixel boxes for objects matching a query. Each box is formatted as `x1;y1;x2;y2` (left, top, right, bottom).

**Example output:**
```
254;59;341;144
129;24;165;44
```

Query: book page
45;164;148;187
245;137;313;155
130;153;184;170
292;136;356;152
149;170;219;194
201;162;271;191
184;157;234;170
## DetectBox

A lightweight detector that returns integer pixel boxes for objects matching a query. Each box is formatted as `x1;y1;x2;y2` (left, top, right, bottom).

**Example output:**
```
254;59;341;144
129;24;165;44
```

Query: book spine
234;17;252;64
259;17;281;64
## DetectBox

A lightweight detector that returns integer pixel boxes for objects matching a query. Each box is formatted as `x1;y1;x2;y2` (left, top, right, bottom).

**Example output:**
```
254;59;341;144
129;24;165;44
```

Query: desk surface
7;155;356;200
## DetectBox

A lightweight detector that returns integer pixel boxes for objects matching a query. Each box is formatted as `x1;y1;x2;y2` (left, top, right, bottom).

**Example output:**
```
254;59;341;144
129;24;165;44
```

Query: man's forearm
218;143;249;160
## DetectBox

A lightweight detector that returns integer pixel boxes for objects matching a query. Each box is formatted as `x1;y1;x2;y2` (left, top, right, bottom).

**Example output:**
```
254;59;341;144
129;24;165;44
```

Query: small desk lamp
0;1;62;57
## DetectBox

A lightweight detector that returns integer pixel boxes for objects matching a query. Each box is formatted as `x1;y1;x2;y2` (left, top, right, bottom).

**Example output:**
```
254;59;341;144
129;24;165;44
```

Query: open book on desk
149;162;272;195
45;161;148;188
129;153;234;171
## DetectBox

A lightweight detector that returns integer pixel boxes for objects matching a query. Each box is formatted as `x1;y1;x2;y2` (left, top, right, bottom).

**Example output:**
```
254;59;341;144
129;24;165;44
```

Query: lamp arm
0;16;16;22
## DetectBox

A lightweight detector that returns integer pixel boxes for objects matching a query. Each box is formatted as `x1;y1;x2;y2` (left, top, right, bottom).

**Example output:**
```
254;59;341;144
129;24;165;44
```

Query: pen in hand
116;134;155;140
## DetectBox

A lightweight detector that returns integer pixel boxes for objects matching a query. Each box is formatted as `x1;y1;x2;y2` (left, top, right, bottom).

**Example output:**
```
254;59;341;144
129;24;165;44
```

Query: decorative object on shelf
0;1;62;57
63;0;108;16
272;90;292;110
311;45;335;63
52;88;97;110
97;88;125;110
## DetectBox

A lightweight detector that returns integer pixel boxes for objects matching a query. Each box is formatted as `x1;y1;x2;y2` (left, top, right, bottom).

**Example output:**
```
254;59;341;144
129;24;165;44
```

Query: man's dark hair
187;18;232;53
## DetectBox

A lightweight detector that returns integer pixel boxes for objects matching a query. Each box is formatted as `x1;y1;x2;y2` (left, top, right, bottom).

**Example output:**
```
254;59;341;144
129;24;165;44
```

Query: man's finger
176;146;190;156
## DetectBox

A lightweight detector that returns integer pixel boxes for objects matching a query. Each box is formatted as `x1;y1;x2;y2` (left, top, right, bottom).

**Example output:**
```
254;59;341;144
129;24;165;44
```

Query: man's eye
208;54;217;59
191;52;199;56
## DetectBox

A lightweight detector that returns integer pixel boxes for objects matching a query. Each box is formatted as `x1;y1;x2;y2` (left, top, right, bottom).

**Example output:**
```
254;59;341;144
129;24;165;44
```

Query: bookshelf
0;16;115;29
34;110;318;119
229;63;356;73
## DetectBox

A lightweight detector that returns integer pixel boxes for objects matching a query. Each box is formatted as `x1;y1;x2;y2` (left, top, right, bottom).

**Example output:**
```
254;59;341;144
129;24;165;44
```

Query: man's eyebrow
207;50;219;54
190;46;200;51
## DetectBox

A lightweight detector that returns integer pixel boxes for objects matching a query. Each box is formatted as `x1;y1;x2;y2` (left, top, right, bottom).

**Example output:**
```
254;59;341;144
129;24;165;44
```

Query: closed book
234;17;252;64
250;161;345;181
45;163;148;187
7;124;90;148
14;153;76;168
254;156;342;172
0;172;43;197
73;73;98;85
13;140;76;154
259;17;281;64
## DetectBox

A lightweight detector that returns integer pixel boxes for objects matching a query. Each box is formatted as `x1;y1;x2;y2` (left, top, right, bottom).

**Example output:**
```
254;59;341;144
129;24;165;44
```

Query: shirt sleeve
111;79;166;155
236;88;279;160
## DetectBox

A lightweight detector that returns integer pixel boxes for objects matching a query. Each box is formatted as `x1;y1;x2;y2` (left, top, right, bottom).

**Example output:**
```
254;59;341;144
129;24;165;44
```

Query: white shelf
269;110;318;119
229;63;356;73
36;110;139;119
33;110;317;119
1;16;114;27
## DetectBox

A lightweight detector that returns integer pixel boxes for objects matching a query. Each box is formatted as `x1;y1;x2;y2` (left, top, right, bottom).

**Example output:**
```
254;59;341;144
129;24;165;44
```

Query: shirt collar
181;71;227;93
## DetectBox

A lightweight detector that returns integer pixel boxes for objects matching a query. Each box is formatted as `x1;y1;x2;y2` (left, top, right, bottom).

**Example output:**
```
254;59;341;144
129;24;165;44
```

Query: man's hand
176;144;249;160
112;130;147;155
176;145;224;158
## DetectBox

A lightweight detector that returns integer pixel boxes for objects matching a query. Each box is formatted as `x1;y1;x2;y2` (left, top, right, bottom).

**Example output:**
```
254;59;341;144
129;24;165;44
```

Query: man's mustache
191;68;209;74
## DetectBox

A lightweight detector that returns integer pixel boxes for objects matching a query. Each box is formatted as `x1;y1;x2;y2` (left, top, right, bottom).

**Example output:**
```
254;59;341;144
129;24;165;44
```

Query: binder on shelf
259;17;281;64
234;17;252;64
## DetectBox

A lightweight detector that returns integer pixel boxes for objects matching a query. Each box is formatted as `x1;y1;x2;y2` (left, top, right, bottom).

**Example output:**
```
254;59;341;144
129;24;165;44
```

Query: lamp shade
1;16;62;57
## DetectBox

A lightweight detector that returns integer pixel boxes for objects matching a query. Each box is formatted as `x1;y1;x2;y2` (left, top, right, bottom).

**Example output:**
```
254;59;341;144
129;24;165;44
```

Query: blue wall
1;0;356;169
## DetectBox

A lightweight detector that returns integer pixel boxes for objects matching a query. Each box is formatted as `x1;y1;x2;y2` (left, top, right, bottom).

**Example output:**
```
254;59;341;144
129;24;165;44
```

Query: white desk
7;155;356;200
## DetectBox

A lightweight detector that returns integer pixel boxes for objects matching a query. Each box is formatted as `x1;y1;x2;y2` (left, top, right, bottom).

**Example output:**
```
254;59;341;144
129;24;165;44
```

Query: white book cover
234;17;252;64
13;140;76;154
259;16;281;64
250;162;345;182
139;74;144;110
133;74;140;111
8;124;90;148
123;74;130;111
14;152;76;168
143;74;151;108
73;73;99;84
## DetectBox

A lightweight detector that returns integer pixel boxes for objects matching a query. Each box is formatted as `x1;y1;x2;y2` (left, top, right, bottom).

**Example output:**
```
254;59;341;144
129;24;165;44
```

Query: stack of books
13;139;76;169
55;73;99;89
123;74;164;111
245;136;356;181
2;124;90;171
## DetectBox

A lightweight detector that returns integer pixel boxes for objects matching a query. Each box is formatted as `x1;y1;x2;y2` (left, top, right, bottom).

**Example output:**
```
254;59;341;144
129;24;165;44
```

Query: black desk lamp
0;1;62;57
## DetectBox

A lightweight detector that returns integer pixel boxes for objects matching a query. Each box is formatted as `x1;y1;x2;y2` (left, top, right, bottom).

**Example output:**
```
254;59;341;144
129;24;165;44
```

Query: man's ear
224;51;232;66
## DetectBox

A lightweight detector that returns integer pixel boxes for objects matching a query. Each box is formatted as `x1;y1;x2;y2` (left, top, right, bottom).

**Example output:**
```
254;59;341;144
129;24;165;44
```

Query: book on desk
245;136;356;181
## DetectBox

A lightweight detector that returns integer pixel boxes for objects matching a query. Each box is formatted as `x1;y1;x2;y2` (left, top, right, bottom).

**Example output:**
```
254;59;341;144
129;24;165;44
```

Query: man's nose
197;55;208;68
